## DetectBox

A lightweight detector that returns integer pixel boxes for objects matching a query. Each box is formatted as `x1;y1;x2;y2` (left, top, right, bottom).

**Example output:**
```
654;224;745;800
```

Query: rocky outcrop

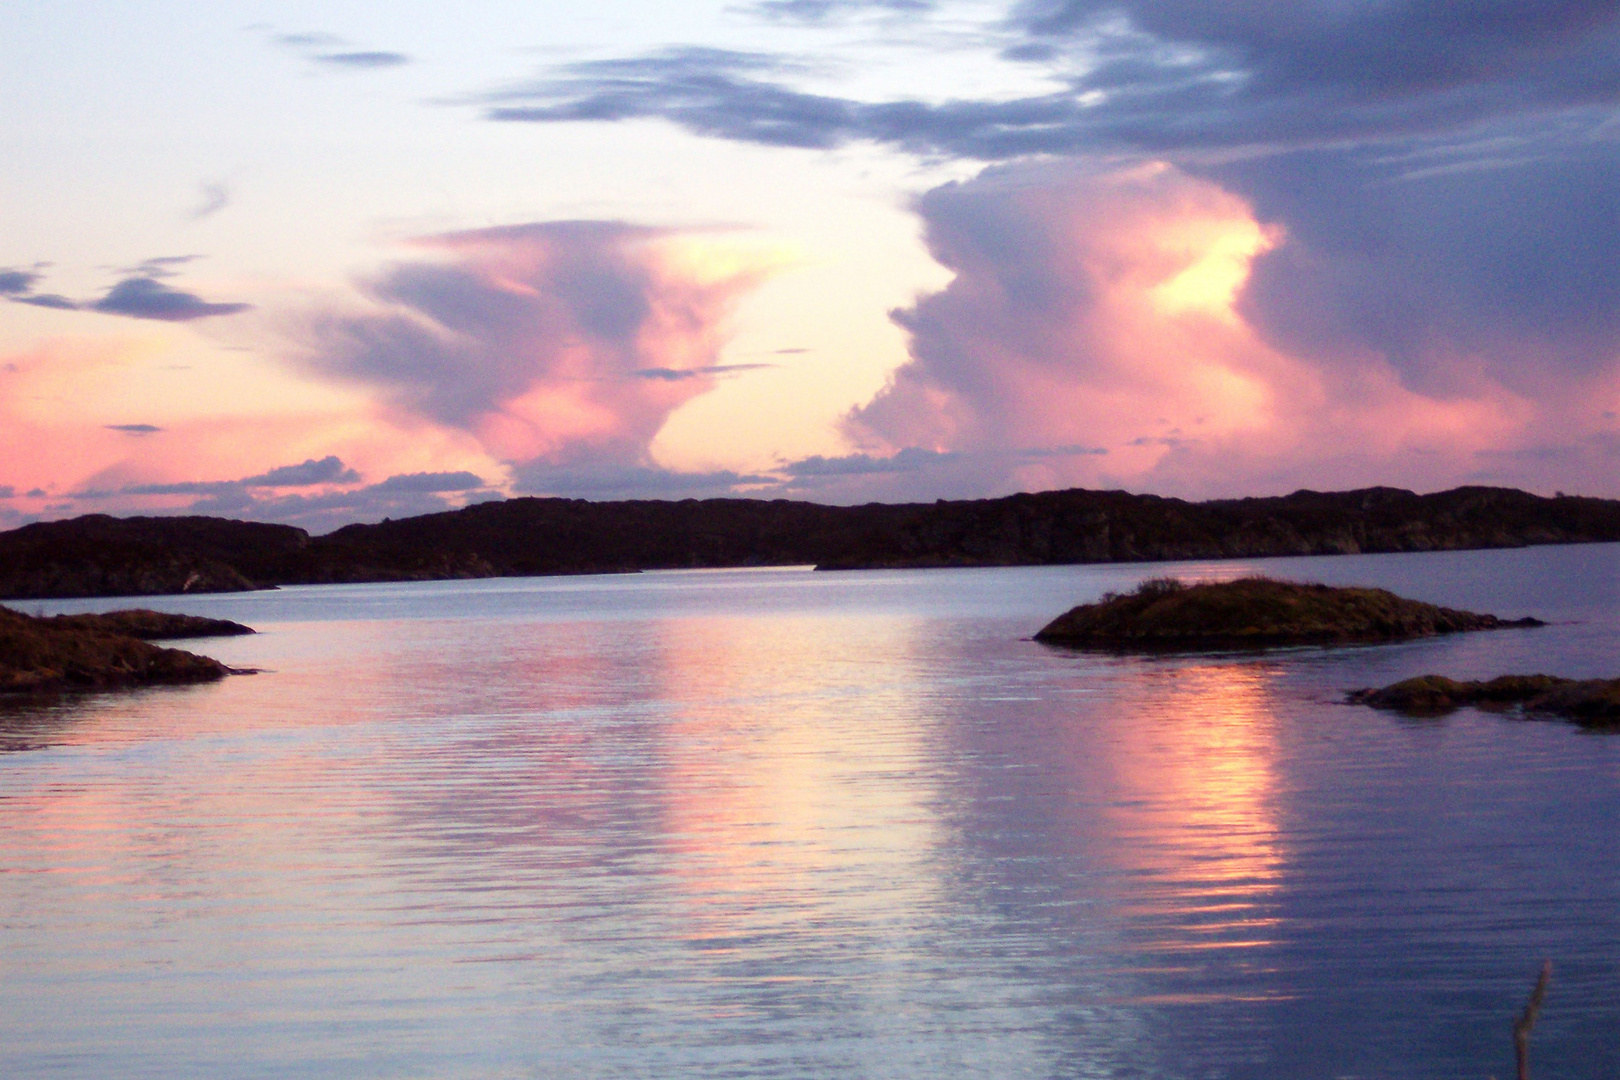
1033;577;1542;651
0;606;243;694
1350;675;1620;728
44;610;256;640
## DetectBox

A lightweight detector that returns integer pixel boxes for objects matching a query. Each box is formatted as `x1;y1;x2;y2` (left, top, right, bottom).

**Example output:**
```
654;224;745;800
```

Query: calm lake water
3;544;1617;1079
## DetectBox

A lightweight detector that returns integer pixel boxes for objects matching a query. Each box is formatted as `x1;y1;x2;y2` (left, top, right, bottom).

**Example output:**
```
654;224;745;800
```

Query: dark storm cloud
89;275;252;321
481;8;1620;160
1208;140;1620;399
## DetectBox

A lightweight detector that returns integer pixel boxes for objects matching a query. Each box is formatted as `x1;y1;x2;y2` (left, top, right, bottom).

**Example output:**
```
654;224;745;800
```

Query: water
2;544;1617;1079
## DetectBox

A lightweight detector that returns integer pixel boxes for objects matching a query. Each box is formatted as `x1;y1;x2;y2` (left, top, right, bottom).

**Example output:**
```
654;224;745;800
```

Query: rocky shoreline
1033;577;1542;651
0;607;255;695
1350;675;1620;728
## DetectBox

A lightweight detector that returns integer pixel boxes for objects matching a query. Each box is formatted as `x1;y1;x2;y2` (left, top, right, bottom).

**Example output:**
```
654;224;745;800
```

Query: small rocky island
1034;577;1542;650
0;606;254;695
1350;675;1620;728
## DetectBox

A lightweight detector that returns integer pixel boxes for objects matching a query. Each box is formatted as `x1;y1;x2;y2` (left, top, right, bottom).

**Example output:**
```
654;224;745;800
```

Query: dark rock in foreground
1034;577;1542;651
1350;675;1620;728
0;606;245;695
44;610;256;640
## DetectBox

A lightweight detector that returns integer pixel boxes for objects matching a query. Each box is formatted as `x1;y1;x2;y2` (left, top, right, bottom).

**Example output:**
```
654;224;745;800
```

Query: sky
1;0;1616;531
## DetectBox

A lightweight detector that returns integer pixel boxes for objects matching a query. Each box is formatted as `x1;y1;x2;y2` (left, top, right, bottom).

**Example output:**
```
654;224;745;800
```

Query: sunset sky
3;1;1617;530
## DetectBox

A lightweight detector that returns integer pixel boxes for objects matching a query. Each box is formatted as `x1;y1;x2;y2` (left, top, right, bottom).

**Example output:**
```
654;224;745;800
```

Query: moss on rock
1034;576;1541;651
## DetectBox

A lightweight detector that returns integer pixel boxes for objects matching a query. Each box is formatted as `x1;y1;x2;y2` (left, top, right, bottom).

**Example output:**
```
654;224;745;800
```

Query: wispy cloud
0;268;41;295
105;424;164;435
268;29;412;70
746;0;936;23
89;276;252;321
481;7;1620;161
315;50;411;69
241;455;361;487
629;363;774;381
2;259;252;322
188;181;231;221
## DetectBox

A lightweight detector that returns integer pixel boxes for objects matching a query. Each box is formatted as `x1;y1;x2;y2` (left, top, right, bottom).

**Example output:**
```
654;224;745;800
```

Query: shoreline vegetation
1033;577;1542;651
1350;675;1620;728
0;484;1617;600
0;607;254;695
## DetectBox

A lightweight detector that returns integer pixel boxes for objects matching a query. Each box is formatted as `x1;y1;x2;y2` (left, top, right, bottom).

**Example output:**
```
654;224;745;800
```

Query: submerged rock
0;606;251;695
1033;576;1542;651
1349;675;1620;727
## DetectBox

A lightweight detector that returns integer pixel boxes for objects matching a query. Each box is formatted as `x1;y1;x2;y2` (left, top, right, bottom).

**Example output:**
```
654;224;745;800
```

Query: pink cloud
292;221;777;473
836;162;1620;500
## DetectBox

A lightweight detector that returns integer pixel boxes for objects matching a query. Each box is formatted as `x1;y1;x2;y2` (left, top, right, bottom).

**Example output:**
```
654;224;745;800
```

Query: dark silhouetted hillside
2;486;1617;599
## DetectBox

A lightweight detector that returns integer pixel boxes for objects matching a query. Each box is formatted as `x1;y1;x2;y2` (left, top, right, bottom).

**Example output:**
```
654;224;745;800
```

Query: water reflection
2;549;1618;1078
1110;662;1285;952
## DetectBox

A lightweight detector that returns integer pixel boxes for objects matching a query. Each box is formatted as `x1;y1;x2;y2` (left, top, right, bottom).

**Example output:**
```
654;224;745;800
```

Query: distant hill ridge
2;485;1617;599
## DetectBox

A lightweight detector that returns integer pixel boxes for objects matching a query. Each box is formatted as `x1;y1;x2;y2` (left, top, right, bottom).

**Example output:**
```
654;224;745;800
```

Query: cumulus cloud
473;5;1619;499
836;161;1620;498
293;220;778;479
